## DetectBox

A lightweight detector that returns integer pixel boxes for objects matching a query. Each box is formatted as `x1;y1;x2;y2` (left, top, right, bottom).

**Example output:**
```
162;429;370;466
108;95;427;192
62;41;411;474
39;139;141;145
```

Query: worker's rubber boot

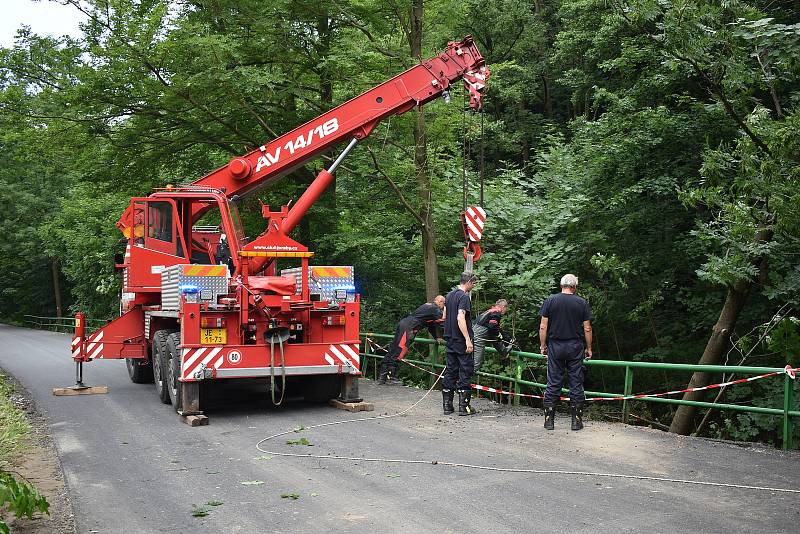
442;389;455;415
457;389;477;416
570;404;584;431
543;406;555;430
386;371;403;385
379;370;402;385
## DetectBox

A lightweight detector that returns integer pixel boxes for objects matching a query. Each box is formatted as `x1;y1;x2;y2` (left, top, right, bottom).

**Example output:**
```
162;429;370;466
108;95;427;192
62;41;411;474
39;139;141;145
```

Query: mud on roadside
1;369;76;534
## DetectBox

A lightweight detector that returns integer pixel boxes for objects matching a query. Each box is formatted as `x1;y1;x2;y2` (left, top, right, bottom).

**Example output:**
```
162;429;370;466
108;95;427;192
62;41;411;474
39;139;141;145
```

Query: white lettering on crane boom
255;118;340;173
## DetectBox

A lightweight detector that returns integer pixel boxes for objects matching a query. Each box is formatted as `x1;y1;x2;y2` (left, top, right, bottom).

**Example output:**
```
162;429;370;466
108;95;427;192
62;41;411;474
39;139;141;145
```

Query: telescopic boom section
193;36;486;201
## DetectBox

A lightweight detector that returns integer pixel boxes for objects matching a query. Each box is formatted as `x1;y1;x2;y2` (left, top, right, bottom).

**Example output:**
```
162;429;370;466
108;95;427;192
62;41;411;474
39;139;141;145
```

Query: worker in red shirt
378;296;445;385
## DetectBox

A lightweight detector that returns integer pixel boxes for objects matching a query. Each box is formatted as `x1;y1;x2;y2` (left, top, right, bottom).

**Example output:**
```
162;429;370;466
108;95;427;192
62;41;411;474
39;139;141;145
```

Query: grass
0;373;32;469
0;373;49;533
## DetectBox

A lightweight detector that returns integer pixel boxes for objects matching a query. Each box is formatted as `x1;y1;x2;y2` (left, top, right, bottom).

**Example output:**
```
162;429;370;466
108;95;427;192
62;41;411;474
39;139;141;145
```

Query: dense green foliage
1;0;798;443
0;374;50;532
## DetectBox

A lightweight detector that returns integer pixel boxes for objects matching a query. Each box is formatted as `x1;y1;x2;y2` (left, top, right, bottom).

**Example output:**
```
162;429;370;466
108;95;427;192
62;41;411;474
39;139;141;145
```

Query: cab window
148;201;173;242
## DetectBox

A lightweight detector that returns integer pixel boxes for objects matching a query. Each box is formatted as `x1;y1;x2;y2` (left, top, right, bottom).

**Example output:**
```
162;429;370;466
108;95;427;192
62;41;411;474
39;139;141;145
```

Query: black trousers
544;338;585;406
379;318;417;375
443;346;474;390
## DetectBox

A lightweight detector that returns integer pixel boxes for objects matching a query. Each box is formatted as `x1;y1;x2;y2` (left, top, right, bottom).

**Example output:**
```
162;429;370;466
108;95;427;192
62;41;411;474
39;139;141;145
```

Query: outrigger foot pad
329;399;374;412
54;361;107;395
53;385;108;396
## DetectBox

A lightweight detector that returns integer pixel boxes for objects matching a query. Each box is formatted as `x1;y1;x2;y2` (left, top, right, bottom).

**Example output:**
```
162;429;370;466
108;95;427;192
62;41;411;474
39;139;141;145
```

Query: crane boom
117;36;487;235
194;35;486;198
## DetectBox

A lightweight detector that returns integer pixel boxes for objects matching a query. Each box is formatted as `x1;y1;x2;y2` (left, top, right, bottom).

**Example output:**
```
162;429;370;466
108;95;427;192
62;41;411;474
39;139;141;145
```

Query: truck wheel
126;357;154;384
166;332;184;412
152;330;174;404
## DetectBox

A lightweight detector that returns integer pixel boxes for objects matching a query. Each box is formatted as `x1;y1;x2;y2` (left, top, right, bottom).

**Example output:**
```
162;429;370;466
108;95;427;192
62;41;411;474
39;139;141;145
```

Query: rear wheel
152;330;174;404
126;357;153;384
166;332;183;412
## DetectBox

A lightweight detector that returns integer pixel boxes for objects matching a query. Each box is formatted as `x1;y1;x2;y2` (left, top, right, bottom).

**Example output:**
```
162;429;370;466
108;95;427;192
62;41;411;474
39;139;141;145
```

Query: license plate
200;328;226;345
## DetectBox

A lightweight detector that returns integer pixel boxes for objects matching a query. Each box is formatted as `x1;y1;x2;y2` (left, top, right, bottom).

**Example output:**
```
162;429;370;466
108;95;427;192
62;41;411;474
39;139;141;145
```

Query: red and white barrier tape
393;349;798;403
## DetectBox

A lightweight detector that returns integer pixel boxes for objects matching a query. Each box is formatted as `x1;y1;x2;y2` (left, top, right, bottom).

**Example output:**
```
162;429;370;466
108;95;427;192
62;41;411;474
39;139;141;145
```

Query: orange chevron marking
312;267;352;278
184;265;227;276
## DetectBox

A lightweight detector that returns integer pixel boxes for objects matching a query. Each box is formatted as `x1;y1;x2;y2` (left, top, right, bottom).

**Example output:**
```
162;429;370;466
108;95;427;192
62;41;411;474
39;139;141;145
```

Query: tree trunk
316;11;337;210
317;13;333;106
51;257;63;318
409;0;423;62
410;0;439;300
669;227;773;435
417;108;439;300
540;74;553;120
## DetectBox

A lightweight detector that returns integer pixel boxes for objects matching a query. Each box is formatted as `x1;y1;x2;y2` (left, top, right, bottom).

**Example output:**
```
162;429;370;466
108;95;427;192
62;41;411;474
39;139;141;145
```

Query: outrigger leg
53;314;109;396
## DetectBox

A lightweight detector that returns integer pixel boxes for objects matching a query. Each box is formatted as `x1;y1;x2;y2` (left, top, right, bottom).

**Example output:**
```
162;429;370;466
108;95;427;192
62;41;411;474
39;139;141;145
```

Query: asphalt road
1;324;799;534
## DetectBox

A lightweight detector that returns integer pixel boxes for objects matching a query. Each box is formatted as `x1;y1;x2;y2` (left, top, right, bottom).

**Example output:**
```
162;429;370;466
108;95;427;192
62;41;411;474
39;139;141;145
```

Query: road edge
0;366;77;534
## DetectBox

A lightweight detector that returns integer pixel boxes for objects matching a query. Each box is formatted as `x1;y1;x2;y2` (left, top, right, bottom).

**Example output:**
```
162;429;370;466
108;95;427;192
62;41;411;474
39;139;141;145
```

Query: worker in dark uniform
442;273;478;415
214;233;233;272
473;298;510;371
539;274;593;431
378;295;445;385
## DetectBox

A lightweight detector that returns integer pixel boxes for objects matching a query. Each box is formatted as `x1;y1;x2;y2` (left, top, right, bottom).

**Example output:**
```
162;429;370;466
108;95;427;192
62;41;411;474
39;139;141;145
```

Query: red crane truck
70;36;489;417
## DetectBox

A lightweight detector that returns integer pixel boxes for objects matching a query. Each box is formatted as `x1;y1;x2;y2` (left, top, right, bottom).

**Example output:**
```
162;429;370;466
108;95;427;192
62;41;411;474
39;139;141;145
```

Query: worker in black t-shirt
539;273;593;431
378;295;445;385
473;298;510;371
442;272;478;415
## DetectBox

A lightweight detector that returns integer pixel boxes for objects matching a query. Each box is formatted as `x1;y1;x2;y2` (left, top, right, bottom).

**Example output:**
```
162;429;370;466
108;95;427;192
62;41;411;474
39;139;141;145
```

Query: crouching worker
473;299;511;371
539;274;593;431
378;296;445;385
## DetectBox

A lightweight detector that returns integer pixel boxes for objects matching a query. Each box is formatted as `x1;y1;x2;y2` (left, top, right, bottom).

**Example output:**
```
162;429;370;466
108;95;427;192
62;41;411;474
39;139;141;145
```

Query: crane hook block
463;242;482;262
228;157;252;180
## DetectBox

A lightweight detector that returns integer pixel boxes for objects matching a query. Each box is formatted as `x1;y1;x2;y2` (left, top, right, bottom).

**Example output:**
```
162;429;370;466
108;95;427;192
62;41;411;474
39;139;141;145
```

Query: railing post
428;342;437;388
783;373;795;451
362;336;372;380
513;352;522;407
622;366;633;424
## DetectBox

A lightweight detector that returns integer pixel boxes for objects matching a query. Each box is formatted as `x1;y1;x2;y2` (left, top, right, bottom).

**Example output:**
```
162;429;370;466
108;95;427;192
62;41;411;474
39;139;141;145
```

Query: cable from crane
461;91;469;212
479;108;485;207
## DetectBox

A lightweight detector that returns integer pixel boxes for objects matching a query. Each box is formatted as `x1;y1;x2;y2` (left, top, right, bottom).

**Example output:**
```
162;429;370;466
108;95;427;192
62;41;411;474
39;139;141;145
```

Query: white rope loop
255;363;800;495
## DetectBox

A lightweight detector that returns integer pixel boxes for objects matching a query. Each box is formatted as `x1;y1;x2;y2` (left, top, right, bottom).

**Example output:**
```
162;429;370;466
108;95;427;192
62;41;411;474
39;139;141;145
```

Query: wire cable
255;361;799;494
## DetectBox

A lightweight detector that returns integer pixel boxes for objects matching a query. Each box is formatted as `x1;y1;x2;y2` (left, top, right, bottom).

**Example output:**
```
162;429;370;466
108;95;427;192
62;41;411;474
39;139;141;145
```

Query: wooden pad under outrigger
329;398;374;412
53;385;108;396
54;361;107;396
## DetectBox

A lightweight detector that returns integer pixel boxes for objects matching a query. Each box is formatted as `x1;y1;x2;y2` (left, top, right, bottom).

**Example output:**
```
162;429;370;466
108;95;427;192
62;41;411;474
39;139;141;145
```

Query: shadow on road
199;378;333;417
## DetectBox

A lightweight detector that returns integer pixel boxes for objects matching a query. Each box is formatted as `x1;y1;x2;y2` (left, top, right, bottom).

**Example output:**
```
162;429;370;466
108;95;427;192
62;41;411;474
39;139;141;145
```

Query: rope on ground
255;363;800;495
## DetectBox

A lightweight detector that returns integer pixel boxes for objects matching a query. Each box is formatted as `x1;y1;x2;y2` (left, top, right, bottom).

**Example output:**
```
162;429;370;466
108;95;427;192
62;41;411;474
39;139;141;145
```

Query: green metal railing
361;332;799;450
24;315;107;334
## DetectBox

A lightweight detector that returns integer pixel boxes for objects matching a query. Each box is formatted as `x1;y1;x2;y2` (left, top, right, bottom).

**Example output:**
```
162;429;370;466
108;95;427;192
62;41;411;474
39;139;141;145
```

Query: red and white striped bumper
83;331;104;360
180;342;361;381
